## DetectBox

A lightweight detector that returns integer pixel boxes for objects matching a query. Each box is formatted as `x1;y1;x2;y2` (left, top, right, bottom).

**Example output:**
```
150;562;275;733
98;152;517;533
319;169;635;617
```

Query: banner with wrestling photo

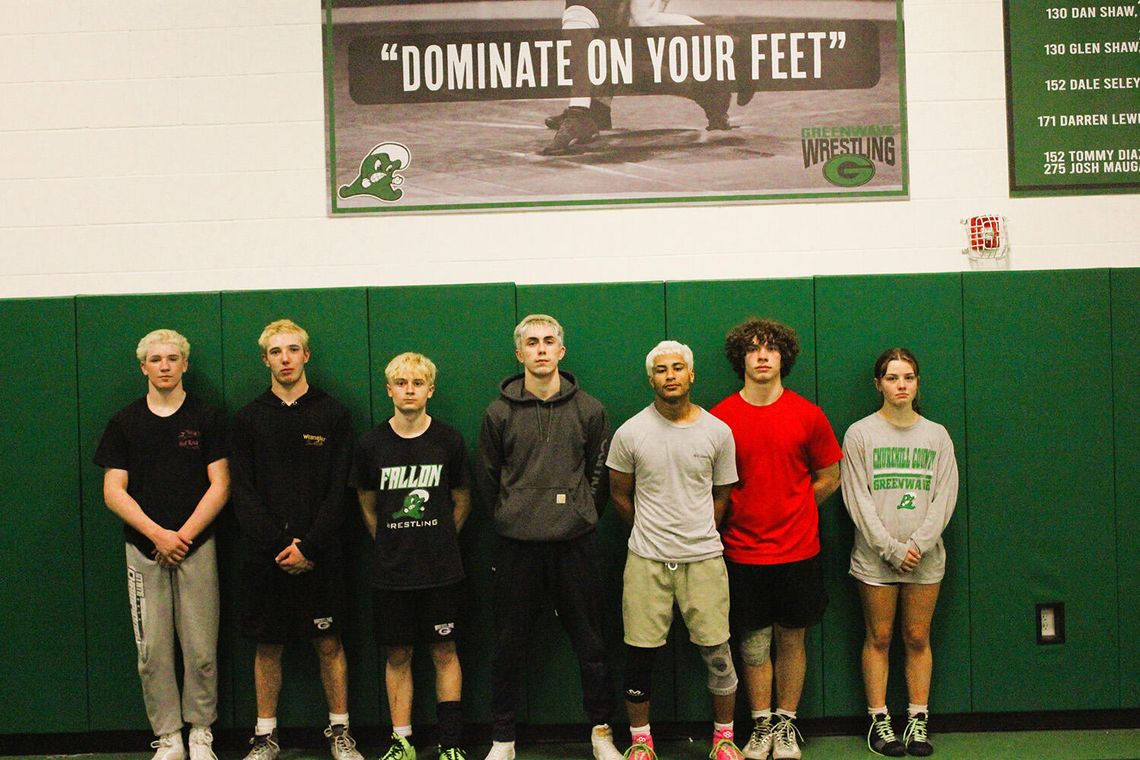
323;0;908;213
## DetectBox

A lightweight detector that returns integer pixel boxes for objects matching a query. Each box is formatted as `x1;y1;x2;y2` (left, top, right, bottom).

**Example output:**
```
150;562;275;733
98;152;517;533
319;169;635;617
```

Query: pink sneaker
710;729;744;760
624;735;657;760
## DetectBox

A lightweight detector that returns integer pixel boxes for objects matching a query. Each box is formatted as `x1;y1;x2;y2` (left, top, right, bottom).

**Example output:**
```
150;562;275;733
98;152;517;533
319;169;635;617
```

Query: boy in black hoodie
477;314;622;760
231;319;362;760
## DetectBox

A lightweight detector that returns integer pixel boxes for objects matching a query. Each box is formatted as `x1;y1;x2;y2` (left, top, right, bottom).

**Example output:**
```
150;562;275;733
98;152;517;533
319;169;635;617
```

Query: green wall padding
1111;268;1140;708
368;283;518;725
219;288;374;729
3;268;1138;735
0;298;87;732
515;283;668;722
814;274;970;717
665;278;825;719
964;270;1118;711
76;293;226;731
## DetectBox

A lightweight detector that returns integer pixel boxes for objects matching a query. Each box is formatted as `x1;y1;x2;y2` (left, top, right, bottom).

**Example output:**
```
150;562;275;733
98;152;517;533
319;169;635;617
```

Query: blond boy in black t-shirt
95;329;229;760
351;352;471;760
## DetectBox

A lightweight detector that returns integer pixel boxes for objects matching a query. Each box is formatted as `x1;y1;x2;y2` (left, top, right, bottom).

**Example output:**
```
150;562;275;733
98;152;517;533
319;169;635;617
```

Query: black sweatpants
490;531;615;741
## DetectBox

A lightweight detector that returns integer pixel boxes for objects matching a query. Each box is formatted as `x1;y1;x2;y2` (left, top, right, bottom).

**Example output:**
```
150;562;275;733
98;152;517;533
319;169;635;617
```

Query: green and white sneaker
381;732;416;760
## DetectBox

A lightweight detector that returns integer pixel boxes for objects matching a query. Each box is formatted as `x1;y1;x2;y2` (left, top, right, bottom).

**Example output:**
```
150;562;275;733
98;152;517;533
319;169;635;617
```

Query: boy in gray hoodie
477;314;622;760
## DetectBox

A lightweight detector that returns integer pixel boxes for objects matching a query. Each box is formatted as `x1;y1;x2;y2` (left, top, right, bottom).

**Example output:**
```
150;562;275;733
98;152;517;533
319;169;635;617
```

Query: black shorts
727;553;828;633
240;554;346;643
372;582;463;647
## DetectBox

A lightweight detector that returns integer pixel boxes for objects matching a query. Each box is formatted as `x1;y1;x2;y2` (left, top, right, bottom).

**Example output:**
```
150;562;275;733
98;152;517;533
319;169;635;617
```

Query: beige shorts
622;551;731;648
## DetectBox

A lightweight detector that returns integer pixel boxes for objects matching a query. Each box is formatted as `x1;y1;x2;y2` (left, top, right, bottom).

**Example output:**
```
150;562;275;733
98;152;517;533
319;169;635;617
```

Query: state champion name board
1004;0;1140;196
323;0;908;213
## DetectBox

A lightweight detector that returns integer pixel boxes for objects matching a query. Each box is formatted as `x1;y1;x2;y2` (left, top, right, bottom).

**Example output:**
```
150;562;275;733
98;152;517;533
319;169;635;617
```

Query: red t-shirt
710;389;842;565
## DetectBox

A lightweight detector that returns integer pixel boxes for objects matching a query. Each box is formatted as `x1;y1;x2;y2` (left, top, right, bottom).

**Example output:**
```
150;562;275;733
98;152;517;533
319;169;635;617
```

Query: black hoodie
477;371;610;541
230;386;353;561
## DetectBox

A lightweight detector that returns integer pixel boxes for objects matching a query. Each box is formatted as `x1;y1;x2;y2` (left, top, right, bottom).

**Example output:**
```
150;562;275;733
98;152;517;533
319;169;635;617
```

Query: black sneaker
546;101;612;131
903;713;933;757
867;714;905;757
540;106;600;155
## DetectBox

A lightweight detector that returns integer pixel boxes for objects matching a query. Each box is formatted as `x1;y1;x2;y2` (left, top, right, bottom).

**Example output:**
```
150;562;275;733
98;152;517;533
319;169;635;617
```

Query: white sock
630;723;652;739
329;712;349;727
394;725;412;738
751;708;772;721
256;717;277;736
775;708;797;721
868;706;888;717
908;704;928;718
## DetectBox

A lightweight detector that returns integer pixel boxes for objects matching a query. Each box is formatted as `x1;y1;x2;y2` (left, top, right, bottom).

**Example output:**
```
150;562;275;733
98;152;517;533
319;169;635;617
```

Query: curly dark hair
724;318;800;380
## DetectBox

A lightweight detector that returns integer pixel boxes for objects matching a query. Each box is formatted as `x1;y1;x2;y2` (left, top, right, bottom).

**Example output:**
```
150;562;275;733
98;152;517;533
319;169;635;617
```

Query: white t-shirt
607;404;738;563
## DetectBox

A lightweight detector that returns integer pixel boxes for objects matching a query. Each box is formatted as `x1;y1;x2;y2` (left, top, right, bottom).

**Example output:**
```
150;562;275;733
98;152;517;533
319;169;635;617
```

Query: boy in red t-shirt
711;319;842;760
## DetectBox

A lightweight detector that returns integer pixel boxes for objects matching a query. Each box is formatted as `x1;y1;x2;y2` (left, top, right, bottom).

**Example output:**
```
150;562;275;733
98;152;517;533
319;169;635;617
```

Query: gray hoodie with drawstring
477;371;610;542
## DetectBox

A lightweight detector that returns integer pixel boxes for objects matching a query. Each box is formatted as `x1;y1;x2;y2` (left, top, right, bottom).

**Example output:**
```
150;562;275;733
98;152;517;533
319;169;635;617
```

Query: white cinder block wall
0;0;1136;298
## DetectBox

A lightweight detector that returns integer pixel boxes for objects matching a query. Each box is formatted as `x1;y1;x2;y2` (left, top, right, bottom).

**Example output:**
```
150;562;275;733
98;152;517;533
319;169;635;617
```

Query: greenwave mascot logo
801;125;896;188
392;488;430;520
339;142;411;202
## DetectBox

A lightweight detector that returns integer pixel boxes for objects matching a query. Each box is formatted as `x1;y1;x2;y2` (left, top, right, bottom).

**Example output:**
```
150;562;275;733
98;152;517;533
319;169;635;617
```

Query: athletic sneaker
150;731;185;760
242;732;280;760
188;727;217;760
742;715;774;759
324;724;364;760
546;102;612;131
770;716;802;760
867;714;905;757
484;740;516;760
624;735;657;760
902;714;933;757
438;747;468;760
540;106;599;155
381;732;416;760
592;724;624;760
710;729;744;760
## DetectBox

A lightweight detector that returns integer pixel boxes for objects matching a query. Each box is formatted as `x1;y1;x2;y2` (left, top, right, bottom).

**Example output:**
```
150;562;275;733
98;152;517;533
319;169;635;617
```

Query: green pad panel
76;293;226;730
814;274;969;716
516;283;668;722
964;270;1117;711
0;298;87;732
368;283;518;724
1112;268;1140;708
665;279;817;407
220;289;373;727
665;278;824;719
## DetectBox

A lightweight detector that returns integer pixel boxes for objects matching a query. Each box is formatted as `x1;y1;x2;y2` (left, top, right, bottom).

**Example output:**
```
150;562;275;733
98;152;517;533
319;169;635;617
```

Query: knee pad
562;5;599;30
699;642;738;696
739;626;773;667
623;645;658;703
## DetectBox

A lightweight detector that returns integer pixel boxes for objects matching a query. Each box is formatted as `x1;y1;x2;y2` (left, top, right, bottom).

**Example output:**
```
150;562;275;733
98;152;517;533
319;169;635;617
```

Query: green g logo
823;154;875;187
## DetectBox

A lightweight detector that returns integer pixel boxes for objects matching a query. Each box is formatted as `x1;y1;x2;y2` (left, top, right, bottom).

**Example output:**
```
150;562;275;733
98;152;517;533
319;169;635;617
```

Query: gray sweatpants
125;537;219;736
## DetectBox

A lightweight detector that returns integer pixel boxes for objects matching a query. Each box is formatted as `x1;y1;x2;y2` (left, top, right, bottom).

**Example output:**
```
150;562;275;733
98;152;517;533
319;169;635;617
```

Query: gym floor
9;728;1140;760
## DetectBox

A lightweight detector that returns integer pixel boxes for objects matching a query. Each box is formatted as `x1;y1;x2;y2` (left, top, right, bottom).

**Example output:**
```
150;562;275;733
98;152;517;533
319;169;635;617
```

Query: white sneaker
150;731;185;760
484;740;516;760
742;716;774;759
591;724;623;760
243;731;280;760
325;724;365;760
188;727;217;760
770;717;802;760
